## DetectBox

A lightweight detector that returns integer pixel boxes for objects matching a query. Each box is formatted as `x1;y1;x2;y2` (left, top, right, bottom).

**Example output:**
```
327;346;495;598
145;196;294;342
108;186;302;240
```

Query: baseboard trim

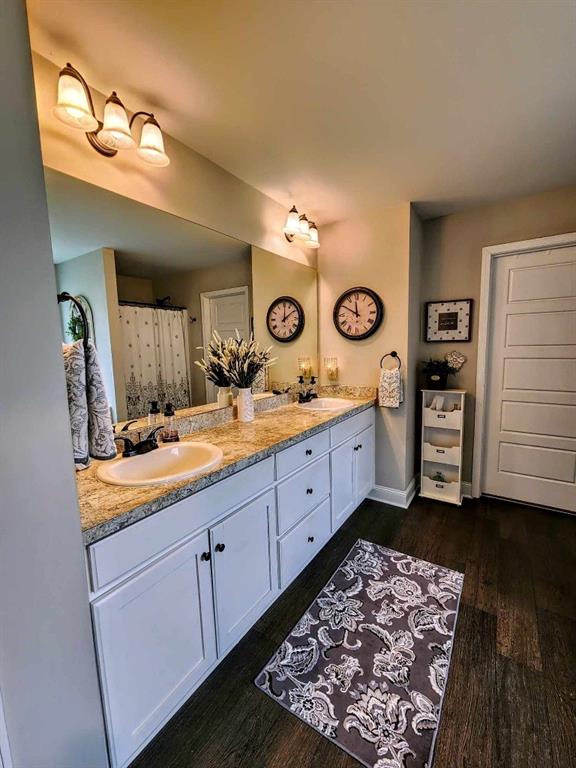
367;475;418;509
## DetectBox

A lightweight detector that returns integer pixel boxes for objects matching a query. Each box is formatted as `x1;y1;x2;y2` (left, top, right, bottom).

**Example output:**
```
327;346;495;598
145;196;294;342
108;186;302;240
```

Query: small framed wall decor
425;299;473;342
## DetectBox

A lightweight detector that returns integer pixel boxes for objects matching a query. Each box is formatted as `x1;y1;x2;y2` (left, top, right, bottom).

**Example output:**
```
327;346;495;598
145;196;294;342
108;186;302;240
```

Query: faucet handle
114;436;137;457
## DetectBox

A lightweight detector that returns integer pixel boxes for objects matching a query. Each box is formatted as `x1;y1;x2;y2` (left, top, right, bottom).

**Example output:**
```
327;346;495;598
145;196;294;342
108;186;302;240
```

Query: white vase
237;387;255;422
217;386;233;408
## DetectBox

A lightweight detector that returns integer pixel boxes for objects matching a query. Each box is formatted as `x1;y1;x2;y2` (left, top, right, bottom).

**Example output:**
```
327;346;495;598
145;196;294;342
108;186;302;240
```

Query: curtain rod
118;300;187;311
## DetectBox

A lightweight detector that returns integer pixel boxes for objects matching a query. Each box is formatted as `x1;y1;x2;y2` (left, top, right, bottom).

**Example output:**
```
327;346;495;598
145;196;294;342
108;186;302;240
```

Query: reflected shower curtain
118;305;191;418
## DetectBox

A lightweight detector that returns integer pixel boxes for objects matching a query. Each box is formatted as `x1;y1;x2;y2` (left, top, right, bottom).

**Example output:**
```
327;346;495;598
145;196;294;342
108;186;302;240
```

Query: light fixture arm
129;110;155;129
60;62;118;157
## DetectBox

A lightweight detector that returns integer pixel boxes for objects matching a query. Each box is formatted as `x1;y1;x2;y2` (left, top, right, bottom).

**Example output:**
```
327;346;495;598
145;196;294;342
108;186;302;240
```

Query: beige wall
116;274;155;304
319;203;420;492
0;3;108;763
421;184;576;482
32;53;315;270
251;246;318;386
154;255;252;405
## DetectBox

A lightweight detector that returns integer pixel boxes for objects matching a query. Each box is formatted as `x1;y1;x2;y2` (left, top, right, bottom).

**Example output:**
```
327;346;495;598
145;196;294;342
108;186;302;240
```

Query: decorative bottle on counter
217;386;233;408
237;388;255;423
148;400;161;426
161;403;179;442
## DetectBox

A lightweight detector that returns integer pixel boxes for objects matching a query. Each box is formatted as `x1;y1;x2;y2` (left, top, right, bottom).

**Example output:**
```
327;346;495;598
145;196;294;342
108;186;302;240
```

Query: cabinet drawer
421;476;461;503
276;429;330;479
88;457;274;592
422;442;461;465
278;497;331;589
276;456;330;535
423;408;462;430
330;408;374;447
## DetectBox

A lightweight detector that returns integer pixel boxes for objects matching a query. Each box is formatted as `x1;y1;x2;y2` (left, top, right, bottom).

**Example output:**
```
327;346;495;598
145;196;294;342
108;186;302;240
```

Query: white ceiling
28;0;576;221
45;169;249;275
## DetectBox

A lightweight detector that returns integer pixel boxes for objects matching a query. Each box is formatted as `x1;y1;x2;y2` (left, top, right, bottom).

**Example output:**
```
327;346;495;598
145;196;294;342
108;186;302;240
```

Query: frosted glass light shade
295;214;311;241
53;72;98;132
136;117;170;166
283;206;300;236
307;222;320;248
97;93;135;150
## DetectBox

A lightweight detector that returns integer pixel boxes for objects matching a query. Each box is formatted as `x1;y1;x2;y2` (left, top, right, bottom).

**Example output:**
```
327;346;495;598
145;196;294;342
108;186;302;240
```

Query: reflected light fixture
54;63;170;167
283;205;320;249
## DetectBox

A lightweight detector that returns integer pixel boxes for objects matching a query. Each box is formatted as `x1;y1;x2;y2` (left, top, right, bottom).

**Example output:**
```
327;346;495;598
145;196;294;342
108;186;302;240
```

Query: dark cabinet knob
306;488;313;495
353;445;359;451
200;551;211;561
308;535;315;543
215;543;226;552
358;444;362;449
305;448;313;456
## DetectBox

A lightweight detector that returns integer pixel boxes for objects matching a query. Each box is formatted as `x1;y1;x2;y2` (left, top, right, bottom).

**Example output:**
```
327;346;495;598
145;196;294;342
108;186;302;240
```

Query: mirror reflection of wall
46;169;318;423
252;246;318;388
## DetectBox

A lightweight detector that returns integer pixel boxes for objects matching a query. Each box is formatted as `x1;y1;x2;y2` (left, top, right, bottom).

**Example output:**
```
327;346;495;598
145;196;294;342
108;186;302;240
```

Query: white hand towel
379;367;404;408
63;340;116;469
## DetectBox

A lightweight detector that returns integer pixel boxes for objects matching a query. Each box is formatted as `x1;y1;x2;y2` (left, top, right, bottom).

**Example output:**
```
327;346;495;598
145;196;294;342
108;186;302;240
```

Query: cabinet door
331;435;357;531
92;531;216;768
355;424;375;503
210;490;276;656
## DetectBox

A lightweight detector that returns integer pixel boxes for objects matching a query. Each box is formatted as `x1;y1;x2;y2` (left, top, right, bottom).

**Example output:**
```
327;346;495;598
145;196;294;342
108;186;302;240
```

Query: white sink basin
297;397;356;412
97;442;223;487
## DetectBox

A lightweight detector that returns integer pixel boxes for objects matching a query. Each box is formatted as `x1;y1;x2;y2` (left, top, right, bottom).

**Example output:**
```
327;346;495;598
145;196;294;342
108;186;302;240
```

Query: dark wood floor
130;496;576;768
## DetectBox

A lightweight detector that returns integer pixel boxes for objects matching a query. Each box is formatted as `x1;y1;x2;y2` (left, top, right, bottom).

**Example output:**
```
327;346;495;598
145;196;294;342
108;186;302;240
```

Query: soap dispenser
148;400;161;426
162;402;179;442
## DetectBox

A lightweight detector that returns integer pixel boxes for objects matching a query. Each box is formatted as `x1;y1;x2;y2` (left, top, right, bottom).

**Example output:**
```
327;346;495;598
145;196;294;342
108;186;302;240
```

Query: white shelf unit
420;389;466;506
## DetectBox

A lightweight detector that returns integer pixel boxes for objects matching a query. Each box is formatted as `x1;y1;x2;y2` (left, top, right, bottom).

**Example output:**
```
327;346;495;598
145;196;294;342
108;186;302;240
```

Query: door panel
211;491;276;656
355;424;376;503
92;531;216;768
484;244;576;511
331;436;356;530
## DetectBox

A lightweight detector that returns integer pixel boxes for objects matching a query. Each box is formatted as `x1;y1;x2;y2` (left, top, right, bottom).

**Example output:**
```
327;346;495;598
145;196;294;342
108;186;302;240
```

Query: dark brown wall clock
333;286;384;340
266;296;305;342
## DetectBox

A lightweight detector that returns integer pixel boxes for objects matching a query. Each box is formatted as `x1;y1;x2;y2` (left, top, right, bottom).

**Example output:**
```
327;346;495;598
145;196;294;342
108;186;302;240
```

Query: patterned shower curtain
118;305;192;418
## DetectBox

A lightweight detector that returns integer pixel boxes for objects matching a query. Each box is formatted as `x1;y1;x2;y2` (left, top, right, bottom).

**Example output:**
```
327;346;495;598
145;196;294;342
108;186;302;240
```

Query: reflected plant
195;331;233;387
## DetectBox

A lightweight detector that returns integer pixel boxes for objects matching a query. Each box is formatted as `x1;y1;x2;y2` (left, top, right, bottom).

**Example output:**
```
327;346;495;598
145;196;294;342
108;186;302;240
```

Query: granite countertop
78;398;375;546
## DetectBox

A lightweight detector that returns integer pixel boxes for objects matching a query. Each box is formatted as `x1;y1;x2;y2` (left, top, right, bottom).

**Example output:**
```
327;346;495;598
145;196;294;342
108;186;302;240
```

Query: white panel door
210;490;276;656
200;287;250;402
355;424;376;504
331;435;357;530
92;531;217;768
484;245;576;511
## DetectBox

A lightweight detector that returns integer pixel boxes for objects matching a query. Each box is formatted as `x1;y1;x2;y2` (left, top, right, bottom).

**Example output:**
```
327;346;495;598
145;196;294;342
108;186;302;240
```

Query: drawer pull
436;448;445;454
437;414;446;419
435;483;445;489
358;444;362;449
200;551;211;562
306;488;314;495
305;449;313;456
308;535;315;543
215;543;226;553
353;445;359;451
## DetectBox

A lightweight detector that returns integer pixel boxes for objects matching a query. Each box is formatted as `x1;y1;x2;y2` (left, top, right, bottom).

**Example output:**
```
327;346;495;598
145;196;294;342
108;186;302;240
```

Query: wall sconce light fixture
54;63;170;167
324;357;339;382
298;357;313;378
283;205;320;249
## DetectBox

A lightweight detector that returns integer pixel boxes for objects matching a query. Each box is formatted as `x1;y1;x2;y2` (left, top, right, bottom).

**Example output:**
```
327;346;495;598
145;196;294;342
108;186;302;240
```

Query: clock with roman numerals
333;286;384;340
266;296;305;342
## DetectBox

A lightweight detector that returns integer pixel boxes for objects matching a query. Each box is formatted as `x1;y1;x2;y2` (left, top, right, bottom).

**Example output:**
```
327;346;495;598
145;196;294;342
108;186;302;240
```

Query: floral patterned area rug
255;540;463;768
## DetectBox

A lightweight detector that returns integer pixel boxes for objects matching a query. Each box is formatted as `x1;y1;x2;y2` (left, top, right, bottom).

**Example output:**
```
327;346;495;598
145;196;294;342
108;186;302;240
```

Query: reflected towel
63;340;116;469
379;367;404;408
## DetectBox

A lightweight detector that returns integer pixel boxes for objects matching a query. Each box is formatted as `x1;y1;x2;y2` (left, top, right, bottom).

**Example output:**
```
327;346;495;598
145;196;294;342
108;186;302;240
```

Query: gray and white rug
255;540;463;768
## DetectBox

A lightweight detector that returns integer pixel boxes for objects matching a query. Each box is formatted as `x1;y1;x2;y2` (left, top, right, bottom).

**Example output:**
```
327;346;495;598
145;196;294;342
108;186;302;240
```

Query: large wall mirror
45;169;318;423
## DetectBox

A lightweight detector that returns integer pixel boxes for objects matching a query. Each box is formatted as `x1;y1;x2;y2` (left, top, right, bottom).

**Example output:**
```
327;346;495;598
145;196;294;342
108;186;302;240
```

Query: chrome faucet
113;426;164;457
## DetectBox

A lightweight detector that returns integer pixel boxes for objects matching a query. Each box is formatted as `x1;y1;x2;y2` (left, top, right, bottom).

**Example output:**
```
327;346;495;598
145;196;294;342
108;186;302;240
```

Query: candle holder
324;357;339;382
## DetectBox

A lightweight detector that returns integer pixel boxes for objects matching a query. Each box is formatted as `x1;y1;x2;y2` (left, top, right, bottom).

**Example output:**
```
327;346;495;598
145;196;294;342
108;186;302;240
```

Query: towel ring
380;350;401;369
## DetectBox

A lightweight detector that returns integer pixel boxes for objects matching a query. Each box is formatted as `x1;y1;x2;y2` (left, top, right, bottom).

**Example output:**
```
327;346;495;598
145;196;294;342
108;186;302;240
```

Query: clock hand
355;300;359;316
283;310;296;321
341;304;360;318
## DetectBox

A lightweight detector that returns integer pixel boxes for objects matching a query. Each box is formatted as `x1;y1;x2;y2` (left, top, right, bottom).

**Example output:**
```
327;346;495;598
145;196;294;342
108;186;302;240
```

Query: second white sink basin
97;442;224;487
297;397;356;412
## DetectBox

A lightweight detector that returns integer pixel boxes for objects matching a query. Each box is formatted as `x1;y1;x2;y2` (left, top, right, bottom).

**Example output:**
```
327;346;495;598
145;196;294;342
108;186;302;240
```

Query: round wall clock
266;296;305;342
333;286;384;340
